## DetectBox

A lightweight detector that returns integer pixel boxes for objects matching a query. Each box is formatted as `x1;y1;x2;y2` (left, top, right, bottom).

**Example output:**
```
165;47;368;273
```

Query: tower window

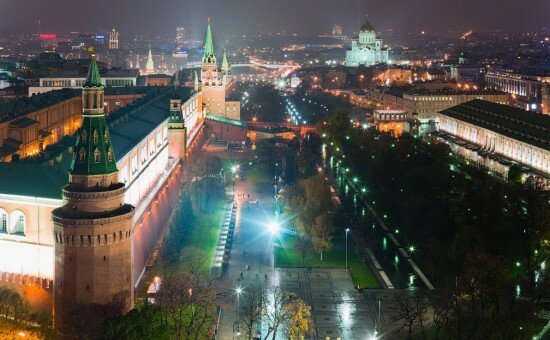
107;147;113;161
81;130;87;143
79;148;86;162
93;130;99;143
94;148;101;163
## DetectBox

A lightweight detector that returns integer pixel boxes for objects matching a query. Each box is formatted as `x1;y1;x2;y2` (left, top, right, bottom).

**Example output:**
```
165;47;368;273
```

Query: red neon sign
40;33;57;40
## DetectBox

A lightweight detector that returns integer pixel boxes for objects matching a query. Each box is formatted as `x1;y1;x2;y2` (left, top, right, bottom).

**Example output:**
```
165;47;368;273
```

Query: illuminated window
93;130;99;143
107;147;113;161
94;148;101;163
81;129;87;143
0;209;7;233
9;210;25;236
79;148;86;162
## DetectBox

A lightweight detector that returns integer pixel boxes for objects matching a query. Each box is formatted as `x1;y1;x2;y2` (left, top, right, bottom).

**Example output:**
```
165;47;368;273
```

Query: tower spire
70;49;117;179
203;18;215;60
85;48;102;87
146;47;155;74
221;49;231;74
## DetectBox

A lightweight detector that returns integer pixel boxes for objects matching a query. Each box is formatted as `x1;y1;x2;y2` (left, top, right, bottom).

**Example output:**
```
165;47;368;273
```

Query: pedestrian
240;272;244;279
264;273;268;281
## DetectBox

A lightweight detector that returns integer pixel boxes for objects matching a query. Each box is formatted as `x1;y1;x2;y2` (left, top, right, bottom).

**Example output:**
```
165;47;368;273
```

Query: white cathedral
346;21;389;67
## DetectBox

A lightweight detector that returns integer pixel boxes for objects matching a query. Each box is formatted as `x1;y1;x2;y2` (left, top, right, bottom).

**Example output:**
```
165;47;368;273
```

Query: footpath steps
211;202;237;276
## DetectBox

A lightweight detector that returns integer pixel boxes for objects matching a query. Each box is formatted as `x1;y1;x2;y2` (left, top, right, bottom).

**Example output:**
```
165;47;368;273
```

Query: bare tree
263;287;314;340
294;235;312;266
392;291;427;339
156;266;218;339
311;213;333;261
238;282;265;340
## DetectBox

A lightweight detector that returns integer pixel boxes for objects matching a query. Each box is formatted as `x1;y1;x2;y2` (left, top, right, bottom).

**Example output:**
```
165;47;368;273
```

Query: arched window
94;148;101;163
93;130;99;143
107;146;113;162
104;130;108;142
81;129;87;143
9;210;25;236
0;209;7;233
79;148;86;162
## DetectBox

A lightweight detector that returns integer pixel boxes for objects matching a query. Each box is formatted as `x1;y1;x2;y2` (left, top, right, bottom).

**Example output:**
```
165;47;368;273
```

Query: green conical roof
70;116;118;176
203;20;215;59
70;58;117;176
221;50;230;70
146;47;155;71
84;53;102;87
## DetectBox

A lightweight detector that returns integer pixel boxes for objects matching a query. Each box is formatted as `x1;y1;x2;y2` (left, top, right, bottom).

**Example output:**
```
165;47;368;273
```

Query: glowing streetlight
235;287;243;314
268;221;280;234
409;245;416;253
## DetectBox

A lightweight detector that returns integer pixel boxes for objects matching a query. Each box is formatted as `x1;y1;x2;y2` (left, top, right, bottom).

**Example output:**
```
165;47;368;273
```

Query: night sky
0;0;548;37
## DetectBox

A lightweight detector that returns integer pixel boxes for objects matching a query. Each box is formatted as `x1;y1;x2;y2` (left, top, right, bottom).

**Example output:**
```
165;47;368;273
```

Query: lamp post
345;228;350;270
236;287;242;313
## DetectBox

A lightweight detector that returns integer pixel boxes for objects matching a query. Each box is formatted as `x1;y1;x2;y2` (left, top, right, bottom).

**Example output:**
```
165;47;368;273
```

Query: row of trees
391;253;542;339
283;175;335;261
323;110;549;337
0;287;53;338
236;283;315;340
104;253;218;340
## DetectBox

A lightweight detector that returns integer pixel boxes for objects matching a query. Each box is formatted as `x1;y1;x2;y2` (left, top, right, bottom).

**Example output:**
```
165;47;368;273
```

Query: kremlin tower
199;18;233;117
52;51;134;335
145;47;155;75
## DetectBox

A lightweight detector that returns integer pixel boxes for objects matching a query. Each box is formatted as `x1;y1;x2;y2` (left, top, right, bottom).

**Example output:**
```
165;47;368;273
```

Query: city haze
0;0;548;37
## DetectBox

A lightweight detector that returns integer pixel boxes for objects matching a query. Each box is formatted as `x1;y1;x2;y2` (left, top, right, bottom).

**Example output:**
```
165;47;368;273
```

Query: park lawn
150;199;227;283
275;233;380;289
247;163;271;183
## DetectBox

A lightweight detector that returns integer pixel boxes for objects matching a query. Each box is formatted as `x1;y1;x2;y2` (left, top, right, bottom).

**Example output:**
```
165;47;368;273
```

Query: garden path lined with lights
327;143;435;290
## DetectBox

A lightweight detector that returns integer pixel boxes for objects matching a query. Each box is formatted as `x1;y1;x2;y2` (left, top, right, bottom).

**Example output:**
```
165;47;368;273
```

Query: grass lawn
275;232;380;289
151;199;227;281
247;164;271;183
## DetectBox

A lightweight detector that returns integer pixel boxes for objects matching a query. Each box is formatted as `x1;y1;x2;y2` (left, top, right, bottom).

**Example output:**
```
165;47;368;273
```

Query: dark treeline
323;110;550;338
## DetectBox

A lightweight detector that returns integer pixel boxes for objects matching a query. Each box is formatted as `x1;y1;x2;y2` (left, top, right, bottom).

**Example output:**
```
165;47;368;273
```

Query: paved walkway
274;268;376;339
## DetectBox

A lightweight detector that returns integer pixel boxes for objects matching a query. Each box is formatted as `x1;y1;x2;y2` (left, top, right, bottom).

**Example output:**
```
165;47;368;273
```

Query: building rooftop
360;21;375;32
0;86;196;199
406;88;507;96
42;68;140;79
439;99;550;151
0;87;151;124
205;114;247;128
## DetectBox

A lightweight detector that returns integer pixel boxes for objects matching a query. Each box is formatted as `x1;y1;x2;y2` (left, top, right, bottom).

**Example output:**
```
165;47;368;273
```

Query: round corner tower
52;52;134;336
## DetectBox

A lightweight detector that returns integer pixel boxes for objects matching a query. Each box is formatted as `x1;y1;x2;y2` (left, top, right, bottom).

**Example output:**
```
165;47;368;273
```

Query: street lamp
345;228;350;270
268;221;280;234
235;287;243;314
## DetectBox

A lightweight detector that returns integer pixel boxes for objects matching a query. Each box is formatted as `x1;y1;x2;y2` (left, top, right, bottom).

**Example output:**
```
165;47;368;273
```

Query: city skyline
0;0;548;37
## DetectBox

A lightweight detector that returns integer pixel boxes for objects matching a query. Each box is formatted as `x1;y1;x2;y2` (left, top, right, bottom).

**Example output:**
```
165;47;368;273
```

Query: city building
198;19;239;120
29;69;140;95
0;58;203;316
449;54;483;84
438;100;550;177
346;21;389;67
172;27;188;71
373;109;410;137
403;88;509;122
109;28;120;50
52;53;135;334
485;69;550;112
350;86;509;122
332;24;343;37
0;87;147;162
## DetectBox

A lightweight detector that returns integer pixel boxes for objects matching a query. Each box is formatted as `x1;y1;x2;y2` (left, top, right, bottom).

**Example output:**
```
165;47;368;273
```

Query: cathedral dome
360;21;375;32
